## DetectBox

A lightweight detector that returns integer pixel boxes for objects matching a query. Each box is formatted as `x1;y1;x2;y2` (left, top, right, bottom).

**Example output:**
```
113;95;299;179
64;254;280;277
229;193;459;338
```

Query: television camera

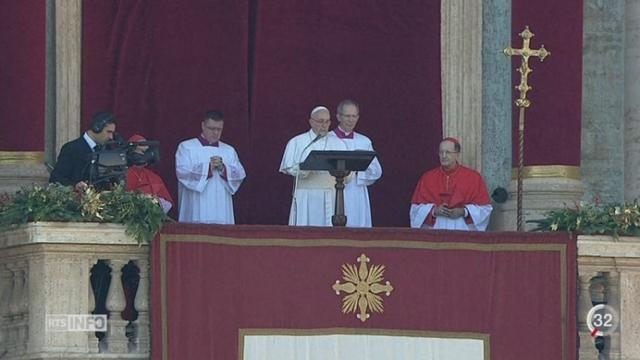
88;135;161;188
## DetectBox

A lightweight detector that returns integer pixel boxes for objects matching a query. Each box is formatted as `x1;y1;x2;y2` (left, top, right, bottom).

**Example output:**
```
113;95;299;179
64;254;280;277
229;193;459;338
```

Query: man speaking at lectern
279;106;348;226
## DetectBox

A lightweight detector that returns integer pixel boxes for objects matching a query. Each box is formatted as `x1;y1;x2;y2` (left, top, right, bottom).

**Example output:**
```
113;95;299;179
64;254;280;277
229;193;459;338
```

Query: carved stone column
604;271;621;359
577;272;599;360
582;0;625;204
133;259;150;353
7;262;28;356
4;264;20;357
620;268;640;358
625;0;640;202
578;273;596;332
54;0;83;154
105;259;128;353
26;254;90;354
481;0;512;196
441;0;483;172
0;264;11;356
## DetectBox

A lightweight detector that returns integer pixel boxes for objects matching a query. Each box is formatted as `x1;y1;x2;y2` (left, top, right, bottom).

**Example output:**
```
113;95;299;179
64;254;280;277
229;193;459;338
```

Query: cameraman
49;112;117;191
125;134;174;213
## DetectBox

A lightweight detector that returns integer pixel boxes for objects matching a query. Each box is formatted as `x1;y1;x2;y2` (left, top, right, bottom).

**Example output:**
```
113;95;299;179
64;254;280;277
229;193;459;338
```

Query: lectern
300;150;376;226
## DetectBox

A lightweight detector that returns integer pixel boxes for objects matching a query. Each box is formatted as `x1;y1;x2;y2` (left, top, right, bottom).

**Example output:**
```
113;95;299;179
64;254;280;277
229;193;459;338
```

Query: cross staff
504;26;550;231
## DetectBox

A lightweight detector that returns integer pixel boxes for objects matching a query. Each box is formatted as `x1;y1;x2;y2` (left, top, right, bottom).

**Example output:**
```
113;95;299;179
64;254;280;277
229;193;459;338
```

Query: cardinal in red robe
410;137;492;231
125;134;174;213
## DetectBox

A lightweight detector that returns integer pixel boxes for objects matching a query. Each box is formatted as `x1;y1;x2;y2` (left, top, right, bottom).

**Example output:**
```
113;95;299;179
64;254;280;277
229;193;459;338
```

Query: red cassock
126;166;174;207
411;164;490;226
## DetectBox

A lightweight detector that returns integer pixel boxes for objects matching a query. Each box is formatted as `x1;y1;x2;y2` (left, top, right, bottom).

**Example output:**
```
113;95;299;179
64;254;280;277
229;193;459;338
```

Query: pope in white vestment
331;100;382;227
279;106;348;226
176;112;246;224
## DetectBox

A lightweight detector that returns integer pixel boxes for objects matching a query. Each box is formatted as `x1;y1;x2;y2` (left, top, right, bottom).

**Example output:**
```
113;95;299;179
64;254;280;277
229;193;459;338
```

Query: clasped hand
434;204;465;219
210;156;224;172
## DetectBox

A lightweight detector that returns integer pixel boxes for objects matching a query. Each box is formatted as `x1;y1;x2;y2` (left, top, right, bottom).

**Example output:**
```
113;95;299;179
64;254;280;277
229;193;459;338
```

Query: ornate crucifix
504;26;550;231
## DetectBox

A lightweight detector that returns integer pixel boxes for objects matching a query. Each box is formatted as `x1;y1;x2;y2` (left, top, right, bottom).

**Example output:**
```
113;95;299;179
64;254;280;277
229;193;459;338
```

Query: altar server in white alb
329;99;382;227
279;106;348;226
176;110;246;224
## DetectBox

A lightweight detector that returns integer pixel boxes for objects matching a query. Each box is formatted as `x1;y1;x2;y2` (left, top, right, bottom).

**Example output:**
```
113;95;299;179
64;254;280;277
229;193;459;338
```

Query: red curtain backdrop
0;0;45;151
152;224;577;360
81;0;442;226
511;0;583;166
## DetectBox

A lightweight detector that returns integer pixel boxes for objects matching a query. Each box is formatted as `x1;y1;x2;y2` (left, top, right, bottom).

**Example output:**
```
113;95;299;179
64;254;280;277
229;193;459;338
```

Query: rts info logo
46;314;107;332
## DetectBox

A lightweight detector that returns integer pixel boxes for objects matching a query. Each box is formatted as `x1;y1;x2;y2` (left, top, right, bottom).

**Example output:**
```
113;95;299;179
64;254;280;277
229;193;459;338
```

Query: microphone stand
291;133;325;226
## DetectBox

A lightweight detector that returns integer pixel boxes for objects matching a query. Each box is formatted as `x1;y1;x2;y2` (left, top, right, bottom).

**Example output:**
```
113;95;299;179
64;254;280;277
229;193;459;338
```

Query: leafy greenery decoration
528;201;640;238
0;183;167;244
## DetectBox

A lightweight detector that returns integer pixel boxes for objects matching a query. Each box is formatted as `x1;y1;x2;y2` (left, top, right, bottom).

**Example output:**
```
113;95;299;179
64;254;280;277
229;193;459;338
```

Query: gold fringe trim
512;165;580;180
0;151;45;165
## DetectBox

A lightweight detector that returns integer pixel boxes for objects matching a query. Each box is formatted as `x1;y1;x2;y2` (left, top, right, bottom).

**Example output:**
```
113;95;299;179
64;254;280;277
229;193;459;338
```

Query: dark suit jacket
49;136;94;186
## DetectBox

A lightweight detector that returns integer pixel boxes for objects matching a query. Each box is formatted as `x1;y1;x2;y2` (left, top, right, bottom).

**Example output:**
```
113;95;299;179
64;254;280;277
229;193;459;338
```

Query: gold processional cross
504;26;550;231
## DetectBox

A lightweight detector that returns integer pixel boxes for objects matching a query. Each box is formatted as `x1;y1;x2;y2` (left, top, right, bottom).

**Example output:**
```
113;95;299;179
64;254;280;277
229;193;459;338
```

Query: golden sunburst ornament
332;254;394;322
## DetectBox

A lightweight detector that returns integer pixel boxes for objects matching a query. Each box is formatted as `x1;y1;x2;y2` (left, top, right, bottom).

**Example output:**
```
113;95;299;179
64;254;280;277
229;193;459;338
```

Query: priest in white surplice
279;106;348;226
176;110;246;224
328;99;382;227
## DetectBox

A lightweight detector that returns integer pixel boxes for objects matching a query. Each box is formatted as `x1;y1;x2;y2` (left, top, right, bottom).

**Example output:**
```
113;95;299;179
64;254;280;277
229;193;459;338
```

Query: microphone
291;133;326;171
311;133;325;143
291;132;326;225
301;133;325;154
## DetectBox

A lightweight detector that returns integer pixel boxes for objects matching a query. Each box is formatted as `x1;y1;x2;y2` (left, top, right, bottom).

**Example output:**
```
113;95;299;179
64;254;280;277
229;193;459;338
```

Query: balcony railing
0;222;149;360
1;223;639;360
578;235;640;360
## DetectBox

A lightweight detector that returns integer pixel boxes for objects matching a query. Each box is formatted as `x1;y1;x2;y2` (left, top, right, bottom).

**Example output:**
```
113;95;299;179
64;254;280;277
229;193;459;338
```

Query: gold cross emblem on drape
332;254;394;322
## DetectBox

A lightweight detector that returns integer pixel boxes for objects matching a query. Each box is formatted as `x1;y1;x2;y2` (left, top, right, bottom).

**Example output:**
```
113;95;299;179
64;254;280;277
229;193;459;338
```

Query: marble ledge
578;234;640;259
0;221;142;248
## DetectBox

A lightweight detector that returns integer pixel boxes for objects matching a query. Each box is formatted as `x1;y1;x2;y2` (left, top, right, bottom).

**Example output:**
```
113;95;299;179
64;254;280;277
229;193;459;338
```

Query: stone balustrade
578;235;640;360
2;223;640;359
0;222;149;360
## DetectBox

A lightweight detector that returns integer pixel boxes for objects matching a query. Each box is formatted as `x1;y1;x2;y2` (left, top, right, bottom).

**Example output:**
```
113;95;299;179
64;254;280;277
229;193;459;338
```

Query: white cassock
329;130;382;227
175;138;246;224
409;204;493;231
279;129;348;226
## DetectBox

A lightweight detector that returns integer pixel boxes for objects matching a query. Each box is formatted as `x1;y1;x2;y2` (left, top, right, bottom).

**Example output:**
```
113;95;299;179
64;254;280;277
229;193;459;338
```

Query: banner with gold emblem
152;224;576;360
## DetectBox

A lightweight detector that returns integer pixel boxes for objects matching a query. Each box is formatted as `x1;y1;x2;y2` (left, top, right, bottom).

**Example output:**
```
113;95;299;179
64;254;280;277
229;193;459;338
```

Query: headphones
90;112;116;133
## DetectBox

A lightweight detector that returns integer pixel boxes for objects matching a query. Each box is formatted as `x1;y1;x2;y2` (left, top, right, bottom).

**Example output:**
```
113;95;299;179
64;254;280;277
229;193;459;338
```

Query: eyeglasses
311;118;331;124
338;113;359;119
439;151;459;156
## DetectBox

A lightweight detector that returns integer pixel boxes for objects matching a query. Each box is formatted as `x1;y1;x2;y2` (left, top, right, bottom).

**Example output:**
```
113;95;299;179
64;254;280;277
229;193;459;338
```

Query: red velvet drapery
81;0;442;226
511;0;584;166
0;0;45;151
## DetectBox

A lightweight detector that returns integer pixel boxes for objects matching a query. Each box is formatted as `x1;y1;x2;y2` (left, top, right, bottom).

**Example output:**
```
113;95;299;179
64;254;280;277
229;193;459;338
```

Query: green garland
0;183;167;244
528;202;640;238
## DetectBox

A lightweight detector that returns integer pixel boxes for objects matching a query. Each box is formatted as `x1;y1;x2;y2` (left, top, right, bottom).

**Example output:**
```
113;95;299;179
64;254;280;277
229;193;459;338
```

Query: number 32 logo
586;304;619;337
